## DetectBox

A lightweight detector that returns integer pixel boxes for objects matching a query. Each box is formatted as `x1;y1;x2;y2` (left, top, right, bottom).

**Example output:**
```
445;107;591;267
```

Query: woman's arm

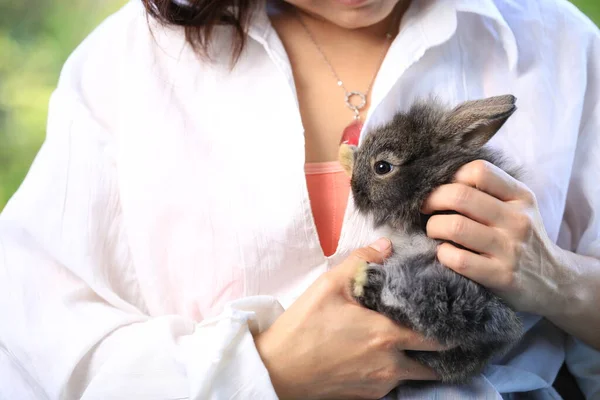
422;159;600;350
254;240;446;400
544;250;600;348
420;24;600;351
0;88;445;399
0;87;283;399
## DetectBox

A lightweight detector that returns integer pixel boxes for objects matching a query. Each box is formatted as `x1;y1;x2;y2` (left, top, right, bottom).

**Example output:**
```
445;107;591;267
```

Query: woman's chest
113;36;579;320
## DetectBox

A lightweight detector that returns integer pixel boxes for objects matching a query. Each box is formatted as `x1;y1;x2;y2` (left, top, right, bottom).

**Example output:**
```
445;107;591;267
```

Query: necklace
295;10;396;146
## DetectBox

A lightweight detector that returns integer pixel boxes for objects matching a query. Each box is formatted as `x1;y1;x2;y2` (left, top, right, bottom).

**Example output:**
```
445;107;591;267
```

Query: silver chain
295;10;395;120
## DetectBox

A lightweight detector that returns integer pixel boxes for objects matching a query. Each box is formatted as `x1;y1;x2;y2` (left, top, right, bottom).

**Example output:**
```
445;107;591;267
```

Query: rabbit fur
342;95;524;384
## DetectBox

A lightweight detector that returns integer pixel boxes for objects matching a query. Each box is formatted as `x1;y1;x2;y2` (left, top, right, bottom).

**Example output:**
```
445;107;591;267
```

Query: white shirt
1;0;599;399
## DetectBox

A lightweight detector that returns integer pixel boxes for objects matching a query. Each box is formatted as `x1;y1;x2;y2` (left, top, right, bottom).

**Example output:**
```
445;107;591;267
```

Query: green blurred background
0;1;599;210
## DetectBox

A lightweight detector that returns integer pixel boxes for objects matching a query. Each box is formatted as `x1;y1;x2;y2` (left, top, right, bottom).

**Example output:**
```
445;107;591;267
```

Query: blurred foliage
0;0;127;209
0;1;599;210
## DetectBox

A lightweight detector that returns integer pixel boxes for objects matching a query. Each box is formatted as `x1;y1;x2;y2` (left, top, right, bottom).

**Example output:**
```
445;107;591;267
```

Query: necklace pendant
341;120;363;146
345;91;367;113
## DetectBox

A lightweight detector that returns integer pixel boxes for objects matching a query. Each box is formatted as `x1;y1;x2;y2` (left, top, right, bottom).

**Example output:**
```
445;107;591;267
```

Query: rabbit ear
338;144;357;177
441;95;517;148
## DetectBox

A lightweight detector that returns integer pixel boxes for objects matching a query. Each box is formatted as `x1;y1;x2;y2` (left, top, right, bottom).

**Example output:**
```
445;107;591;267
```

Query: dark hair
142;0;256;62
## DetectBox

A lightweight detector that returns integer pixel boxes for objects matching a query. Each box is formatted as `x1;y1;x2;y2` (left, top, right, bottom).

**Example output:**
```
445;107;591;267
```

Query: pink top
304;161;351;257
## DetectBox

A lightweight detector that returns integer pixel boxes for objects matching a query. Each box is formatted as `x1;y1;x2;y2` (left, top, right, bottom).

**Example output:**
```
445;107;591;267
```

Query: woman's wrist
254;330;298;399
540;246;600;349
527;243;573;317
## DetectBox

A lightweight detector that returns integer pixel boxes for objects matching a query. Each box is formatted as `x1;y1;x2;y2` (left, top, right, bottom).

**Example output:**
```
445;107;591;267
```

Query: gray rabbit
341;95;524;384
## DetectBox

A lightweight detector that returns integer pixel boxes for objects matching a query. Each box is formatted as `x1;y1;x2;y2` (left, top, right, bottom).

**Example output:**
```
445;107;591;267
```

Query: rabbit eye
374;161;393;175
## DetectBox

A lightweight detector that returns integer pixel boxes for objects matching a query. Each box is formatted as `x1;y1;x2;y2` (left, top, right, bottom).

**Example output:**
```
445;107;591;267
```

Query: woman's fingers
453;160;528;202
350;237;393;264
436;242;507;290
421;182;511;228
369;316;442;380
395;328;449;352
396;356;440;381
354;303;446;352
426;213;506;256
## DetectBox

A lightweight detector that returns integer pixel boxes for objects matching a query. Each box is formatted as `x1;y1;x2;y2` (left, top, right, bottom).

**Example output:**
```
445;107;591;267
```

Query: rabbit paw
353;264;385;312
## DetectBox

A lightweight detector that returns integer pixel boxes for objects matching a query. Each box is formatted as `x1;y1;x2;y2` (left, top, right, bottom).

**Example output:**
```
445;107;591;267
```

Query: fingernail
369;237;391;252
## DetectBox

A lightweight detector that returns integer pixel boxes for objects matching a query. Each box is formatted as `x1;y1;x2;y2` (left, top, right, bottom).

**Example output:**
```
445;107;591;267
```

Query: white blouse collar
247;0;518;71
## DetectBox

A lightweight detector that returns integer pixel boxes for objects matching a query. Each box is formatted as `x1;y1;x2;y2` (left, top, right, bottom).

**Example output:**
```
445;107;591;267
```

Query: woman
0;0;599;398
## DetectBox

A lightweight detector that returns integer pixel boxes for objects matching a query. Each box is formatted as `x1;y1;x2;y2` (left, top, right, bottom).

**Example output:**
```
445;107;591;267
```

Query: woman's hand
421;160;574;316
254;238;444;400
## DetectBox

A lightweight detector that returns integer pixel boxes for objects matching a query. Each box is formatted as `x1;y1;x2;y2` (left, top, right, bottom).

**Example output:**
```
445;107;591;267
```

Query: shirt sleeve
0;85;283;400
557;24;600;400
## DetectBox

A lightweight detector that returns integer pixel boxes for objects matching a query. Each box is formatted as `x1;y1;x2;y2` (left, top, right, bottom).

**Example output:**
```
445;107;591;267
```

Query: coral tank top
304;161;351;257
